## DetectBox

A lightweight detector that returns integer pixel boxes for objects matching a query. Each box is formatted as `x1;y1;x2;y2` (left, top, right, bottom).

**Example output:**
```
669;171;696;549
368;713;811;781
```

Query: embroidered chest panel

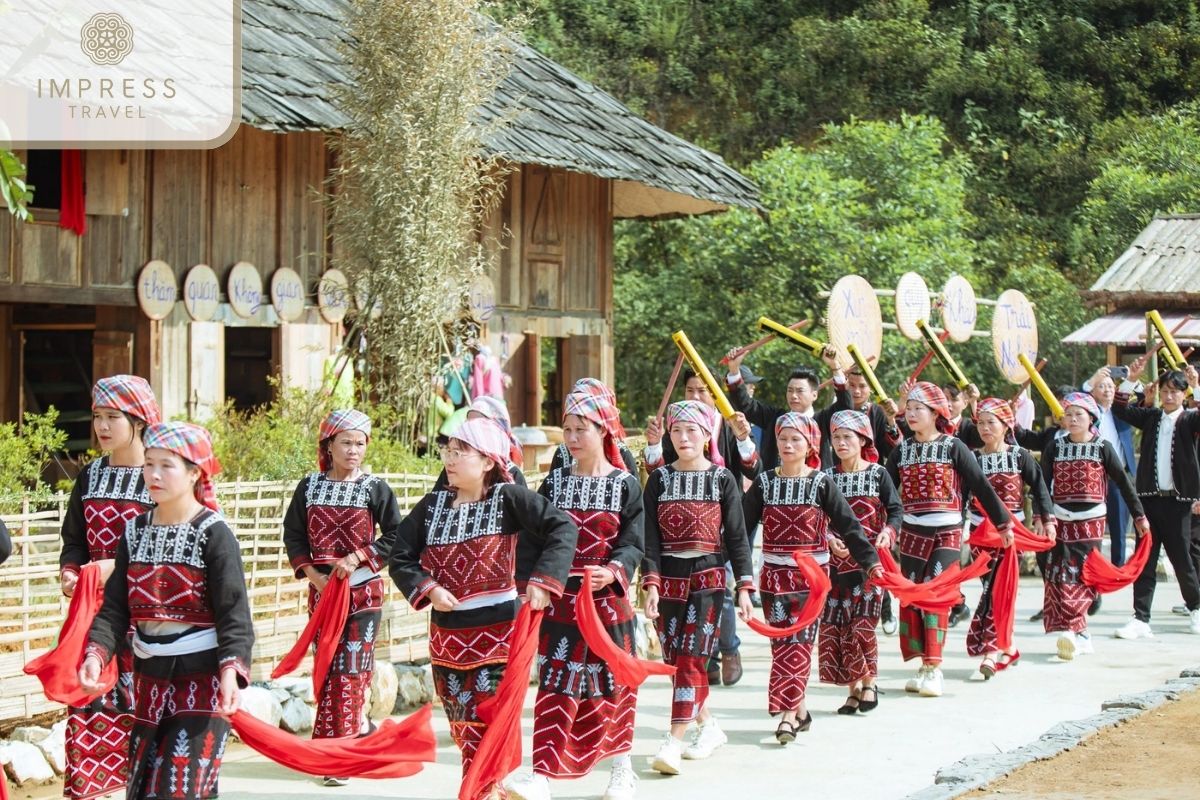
80;460;153;560
125;514;220;623
419;490;515;598
543;469;626;568
655;467;725;550
827;467;886;535
1052;440;1107;503
757;472;827;553
978;450;1024;510
303;474;378;559
896;438;961;510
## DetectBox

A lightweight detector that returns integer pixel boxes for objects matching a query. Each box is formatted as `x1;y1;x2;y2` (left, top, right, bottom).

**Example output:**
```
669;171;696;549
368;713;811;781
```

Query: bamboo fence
0;471;502;725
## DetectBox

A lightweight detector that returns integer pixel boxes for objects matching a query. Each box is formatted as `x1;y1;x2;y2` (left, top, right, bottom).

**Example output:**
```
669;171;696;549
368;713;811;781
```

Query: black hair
1158;370;1188;390
787;368;818;391
941;383;962;399
1054;385;1077;400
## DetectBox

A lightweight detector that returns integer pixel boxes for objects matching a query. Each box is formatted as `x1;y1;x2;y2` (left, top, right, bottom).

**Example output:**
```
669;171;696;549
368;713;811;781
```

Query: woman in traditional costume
820;410;900;714
389;418;577;799
81;422;252;800
282;409;404;785
60;375;160;800
433;396;527;488
548;378;639;474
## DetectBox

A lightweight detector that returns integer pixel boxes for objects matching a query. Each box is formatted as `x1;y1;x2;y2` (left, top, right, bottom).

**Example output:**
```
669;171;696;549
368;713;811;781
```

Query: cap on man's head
739;365;764;384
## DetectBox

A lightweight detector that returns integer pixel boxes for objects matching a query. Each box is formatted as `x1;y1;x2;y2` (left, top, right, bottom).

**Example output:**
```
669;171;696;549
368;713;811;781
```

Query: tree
1;150;34;221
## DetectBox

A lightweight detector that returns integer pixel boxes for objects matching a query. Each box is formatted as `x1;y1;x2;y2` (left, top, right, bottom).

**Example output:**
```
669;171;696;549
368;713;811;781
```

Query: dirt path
964;691;1200;800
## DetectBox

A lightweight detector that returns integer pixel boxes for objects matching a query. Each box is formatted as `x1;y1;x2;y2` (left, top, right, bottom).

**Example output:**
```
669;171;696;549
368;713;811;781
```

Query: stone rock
239;685;284;728
36;721;67;776
275;676;316;704
393;664;432;712
368;664;398;720
281;696;315;734
0;740;56;785
1101;689;1177;711
8;727;51;745
1180;666;1200;678
269;684;292;704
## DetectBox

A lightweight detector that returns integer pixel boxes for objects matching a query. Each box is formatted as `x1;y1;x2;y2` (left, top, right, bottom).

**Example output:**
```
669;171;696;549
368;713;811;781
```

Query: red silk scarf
24;563;117;705
873;547;993;611
271;573;350;696
1083;532;1152;594
576;568;675;685
971;516;1054;651
744;551;832;639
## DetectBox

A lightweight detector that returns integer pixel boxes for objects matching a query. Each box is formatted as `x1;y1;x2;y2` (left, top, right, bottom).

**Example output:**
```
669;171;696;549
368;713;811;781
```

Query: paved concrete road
213;578;1197;800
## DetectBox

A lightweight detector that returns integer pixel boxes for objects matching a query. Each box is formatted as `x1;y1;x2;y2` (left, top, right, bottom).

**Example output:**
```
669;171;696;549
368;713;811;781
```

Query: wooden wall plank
83;216;126;288
278;132;327;287
210;126;279;278
150;150;207;278
16;220;80;287
84;151;129;216
0;214;11;284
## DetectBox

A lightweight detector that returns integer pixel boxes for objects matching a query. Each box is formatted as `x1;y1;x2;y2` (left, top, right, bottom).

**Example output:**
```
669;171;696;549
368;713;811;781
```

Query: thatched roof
1085;214;1200;309
241;0;761;219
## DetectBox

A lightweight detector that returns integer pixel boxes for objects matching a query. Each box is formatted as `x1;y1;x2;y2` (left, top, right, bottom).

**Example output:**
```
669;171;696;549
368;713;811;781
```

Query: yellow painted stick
1019;353;1064;419
1147;310;1186;370
916;318;969;389
672;331;735;419
847;343;887;404
757;316;826;358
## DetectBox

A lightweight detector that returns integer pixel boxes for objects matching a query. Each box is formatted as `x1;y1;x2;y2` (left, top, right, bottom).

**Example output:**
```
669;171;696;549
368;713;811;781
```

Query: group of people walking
47;340;1200;800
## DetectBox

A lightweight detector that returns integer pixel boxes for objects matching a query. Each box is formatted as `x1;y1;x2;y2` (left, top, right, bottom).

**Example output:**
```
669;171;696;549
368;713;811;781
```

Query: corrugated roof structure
1086;214;1200;308
240;0;761;218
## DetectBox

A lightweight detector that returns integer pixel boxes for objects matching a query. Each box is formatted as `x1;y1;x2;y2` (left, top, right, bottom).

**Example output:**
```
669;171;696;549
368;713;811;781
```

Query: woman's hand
865;565;885;588
588;568;616;592
1135;516;1151;537
873;530;893;550
643;586;660;621
61;570;79;598
96;558;116;584
332;552;361;579
645;417;663;447
736;588;754;621
303;567;329;593
428;586;459;612
1043;521;1057;544
78;654;105;692
828;538;850;559
216;667;241;717
525;584;551;611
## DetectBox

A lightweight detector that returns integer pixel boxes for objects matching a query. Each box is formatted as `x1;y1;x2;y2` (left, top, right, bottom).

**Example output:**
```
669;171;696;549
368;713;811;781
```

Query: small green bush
0;408;69;513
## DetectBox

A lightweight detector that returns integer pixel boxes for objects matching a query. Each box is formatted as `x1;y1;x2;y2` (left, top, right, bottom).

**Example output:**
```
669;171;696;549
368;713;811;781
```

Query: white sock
612;755;632;769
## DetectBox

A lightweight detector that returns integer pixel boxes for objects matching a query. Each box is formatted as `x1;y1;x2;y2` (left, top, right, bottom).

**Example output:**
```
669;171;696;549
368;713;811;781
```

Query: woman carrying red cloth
642;400;754;774
507;385;644;800
743;412;881;743
60;375;160;800
964;398;1055;677
389;419;578;800
81;422;253;800
1040;393;1147;659
884;382;1013;698
433;396;527;489
547;378;639;474
821;410;901;714
282;409;404;786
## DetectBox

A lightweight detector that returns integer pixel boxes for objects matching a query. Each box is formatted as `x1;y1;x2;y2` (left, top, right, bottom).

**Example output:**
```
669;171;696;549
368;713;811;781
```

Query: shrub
0;408;69;513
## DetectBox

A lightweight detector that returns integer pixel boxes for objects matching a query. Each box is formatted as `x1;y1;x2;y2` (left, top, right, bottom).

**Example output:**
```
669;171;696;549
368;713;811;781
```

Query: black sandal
858;686;879;713
837;694;860;715
796;712;813;732
775;719;798;744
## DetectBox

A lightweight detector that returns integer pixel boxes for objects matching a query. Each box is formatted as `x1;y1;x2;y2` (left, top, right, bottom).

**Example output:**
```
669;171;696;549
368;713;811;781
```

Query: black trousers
1190;513;1200;582
1134;496;1200;622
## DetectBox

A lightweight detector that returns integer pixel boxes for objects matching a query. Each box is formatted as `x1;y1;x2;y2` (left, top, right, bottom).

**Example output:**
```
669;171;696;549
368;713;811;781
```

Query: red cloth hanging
24;563;117;705
1084;532;1152;594
744;551;832;639
270;573;350;696
458;604;543;800
576;568;675;686
228;703;436;778
969;516;1054;652
873;547;993;610
59;150;86;236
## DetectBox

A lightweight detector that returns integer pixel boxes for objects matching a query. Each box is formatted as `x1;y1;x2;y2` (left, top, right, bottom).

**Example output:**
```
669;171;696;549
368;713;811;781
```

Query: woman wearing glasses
282;409;404;786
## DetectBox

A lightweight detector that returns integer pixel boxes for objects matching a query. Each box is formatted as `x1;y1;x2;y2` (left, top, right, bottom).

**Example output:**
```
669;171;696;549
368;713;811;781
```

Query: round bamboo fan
894;272;931;341
826;275;883;370
992;289;1038;384
941;275;978;343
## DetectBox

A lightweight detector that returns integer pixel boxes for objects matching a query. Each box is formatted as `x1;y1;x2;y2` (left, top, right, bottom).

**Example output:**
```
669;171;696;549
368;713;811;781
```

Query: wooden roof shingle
240;0;761;217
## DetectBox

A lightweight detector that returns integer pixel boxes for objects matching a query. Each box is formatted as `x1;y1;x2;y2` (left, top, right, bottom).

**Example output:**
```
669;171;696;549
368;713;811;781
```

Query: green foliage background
495;0;1200;419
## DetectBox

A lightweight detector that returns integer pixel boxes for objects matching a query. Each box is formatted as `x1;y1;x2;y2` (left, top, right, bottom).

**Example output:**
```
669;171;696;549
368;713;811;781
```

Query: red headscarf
563;389;625;471
469;396;523;468
830;409;878;463
450;418;513;482
666;400;723;467
318;409;372;472
571;377;627;439
908;381;952;433
976;397;1016;444
775;412;821;469
143;422;222;511
92;375;161;426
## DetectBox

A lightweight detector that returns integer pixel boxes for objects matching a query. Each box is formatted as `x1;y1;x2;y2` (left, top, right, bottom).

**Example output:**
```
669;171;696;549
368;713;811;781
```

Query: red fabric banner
271;573;349;696
576;568;674;686
1084;532;1152;594
459;604;543;800
24;563;117;705
873;547;993;611
970;516;1055;652
228;703;436;778
744;551;832;639
59;150;86;236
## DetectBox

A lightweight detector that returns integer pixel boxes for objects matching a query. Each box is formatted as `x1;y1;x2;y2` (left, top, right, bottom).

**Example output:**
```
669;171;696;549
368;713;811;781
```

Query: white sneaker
1189;609;1200;634
650;735;683;775
1172;604;1189;616
505;772;550;800
1076;631;1095;655
1056;631;1076;660
1113;618;1154;640
683;718;727;760
603;758;638;800
905;665;928;693
918;667;944;697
